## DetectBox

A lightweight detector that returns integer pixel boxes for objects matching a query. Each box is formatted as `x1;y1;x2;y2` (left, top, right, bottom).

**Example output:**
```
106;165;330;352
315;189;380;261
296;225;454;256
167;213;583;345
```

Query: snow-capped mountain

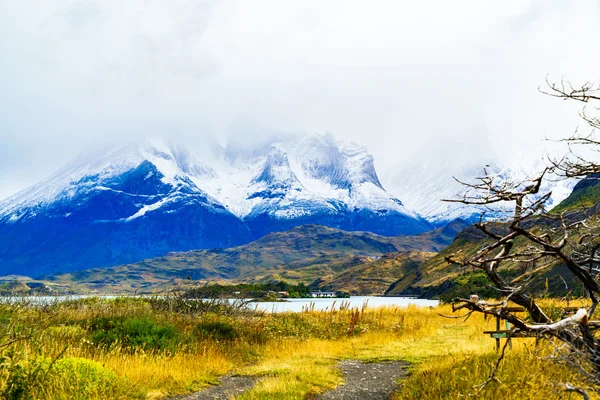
200;133;431;238
386;154;578;226
0;134;433;277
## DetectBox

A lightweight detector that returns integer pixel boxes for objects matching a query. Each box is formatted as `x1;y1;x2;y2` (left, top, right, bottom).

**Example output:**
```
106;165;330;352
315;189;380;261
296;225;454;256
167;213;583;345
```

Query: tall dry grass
0;298;595;399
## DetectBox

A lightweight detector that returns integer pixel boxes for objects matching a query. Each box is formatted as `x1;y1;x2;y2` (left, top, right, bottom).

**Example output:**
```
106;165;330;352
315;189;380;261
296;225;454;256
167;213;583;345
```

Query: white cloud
1;0;600;199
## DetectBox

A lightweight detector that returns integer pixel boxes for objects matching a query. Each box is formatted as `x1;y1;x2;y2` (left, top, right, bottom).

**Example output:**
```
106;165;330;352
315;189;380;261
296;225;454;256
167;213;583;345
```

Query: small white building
310;291;336;298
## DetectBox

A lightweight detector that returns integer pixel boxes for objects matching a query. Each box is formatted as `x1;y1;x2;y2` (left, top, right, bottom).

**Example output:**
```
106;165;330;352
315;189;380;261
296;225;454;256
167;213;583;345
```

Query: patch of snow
123;198;172;221
386;156;580;225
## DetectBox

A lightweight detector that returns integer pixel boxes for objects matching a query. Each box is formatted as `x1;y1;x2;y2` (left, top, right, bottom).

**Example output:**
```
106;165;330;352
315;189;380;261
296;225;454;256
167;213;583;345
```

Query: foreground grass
0;297;595;399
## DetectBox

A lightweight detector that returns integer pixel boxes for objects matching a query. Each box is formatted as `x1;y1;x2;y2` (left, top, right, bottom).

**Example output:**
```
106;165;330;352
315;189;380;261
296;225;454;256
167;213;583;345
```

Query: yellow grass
237;304;596;399
0;299;596;399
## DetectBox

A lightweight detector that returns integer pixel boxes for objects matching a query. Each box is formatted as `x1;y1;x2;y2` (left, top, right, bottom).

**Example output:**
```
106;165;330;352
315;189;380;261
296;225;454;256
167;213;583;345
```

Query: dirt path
172;359;408;400
171;376;256;400
317;360;409;400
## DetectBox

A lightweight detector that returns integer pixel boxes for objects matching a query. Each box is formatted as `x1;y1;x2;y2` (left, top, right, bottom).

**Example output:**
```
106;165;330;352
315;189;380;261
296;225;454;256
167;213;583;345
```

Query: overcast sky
1;0;600;200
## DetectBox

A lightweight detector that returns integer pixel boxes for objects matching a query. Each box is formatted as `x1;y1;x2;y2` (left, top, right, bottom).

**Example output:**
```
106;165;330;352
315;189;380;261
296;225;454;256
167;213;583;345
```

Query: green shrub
89;316;181;353
43;357;120;399
2;357;126;400
2;361;34;400
438;272;502;302
195;321;238;341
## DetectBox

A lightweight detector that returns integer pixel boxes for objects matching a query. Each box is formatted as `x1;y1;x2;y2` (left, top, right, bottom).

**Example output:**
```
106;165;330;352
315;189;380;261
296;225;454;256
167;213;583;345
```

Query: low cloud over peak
1;0;600;199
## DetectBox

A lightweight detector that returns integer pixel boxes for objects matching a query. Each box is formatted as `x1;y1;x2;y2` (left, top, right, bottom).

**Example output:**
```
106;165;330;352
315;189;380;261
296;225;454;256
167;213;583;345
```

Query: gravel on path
317;360;409;400
170;376;256;400
172;359;408;400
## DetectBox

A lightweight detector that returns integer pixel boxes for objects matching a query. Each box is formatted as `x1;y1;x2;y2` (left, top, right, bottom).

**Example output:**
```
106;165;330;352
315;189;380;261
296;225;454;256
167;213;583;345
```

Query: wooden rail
483;306;583;350
483;307;527;351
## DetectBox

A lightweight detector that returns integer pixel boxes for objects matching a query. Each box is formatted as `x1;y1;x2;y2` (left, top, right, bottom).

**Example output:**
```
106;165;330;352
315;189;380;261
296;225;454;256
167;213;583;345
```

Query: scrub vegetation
0;296;592;399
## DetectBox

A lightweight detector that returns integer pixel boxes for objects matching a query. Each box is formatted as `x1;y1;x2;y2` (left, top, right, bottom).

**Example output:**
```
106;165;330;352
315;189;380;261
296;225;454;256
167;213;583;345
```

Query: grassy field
0;297;594;399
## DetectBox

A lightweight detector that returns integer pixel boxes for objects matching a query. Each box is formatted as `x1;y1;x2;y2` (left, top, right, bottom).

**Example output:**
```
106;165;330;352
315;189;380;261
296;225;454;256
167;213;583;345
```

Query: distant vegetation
386;214;594;300
0;280;54;296
0;297;588;399
179;281;335;299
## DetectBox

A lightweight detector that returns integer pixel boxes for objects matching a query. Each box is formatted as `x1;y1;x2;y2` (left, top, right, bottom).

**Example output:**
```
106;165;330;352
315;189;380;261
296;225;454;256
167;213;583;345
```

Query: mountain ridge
0;134;434;277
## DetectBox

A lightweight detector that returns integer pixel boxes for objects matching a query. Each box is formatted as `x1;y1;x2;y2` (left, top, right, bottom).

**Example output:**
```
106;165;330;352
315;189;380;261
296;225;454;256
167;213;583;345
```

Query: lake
2;295;438;313
248;296;438;313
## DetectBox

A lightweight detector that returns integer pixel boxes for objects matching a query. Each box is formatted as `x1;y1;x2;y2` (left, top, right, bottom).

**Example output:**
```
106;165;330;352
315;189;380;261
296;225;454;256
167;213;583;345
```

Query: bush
195;321;238;341
438;272;502;302
43;357;121;399
2;357;125;400
89;316;181;353
2;361;33;400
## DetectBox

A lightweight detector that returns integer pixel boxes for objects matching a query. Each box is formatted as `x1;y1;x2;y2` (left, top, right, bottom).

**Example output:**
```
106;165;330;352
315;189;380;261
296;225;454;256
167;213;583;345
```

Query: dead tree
446;79;600;397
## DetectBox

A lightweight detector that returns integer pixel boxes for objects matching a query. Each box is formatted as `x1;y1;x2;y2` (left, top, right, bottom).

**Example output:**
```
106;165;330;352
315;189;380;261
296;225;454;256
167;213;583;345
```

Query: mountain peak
0;133;434;277
252;145;299;186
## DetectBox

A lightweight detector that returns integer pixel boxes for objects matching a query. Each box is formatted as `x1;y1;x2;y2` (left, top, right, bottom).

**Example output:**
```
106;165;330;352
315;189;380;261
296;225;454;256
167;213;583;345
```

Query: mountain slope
0;135;433;277
552;173;600;213
208;133;433;237
387;153;577;226
385;181;600;299
0;144;253;277
312;251;434;295
47;222;467;294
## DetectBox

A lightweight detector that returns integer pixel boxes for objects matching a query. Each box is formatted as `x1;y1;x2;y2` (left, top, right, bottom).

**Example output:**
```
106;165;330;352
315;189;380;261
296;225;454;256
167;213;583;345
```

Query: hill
551;173;600;213
312;251;434;295
47;221;468;294
385;178;600;300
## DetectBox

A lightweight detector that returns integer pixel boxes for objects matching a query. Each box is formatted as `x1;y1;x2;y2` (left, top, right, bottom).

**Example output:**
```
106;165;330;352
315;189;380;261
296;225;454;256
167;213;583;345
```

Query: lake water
3;295;438;313
248;296;438;313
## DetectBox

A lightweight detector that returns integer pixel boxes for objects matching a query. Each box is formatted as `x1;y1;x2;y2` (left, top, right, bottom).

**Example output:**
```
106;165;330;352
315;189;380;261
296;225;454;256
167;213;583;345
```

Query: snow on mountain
194;133;432;237
386;153;578;226
0;138;255;276
0;138;219;221
0;130;584;278
0;134;433;276
1;133;578;236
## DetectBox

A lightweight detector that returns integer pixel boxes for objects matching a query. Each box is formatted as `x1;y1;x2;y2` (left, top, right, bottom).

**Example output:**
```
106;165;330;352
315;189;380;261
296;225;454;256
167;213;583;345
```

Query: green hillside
552;174;600;213
385;180;600;300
